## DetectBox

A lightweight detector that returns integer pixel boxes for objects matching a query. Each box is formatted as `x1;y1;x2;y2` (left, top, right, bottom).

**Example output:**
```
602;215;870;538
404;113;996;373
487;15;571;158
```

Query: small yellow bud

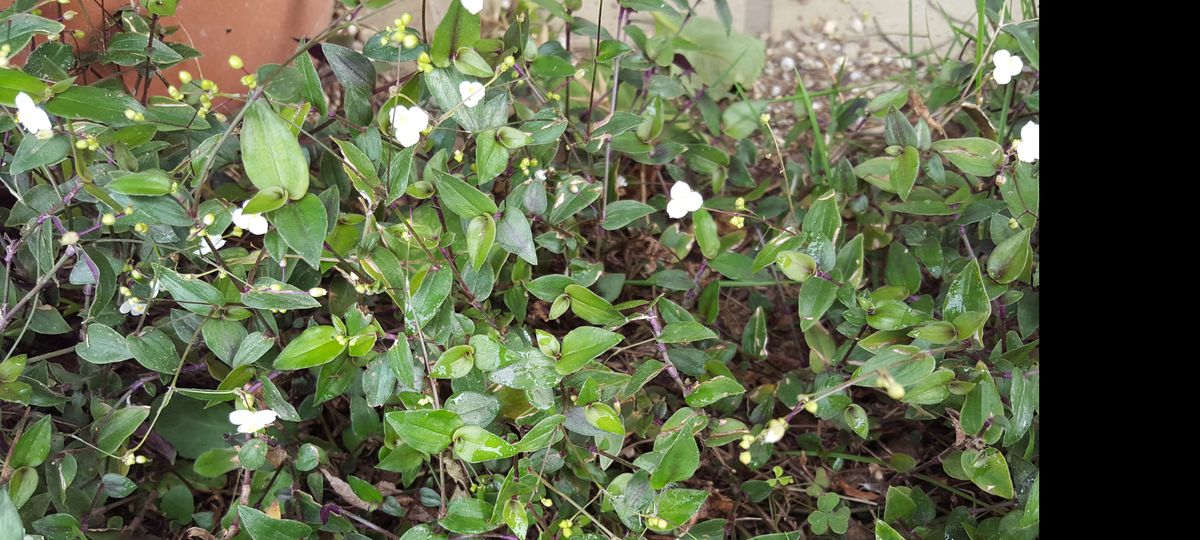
202;213;215;226
559;519;573;529
124;206;135;216
130;269;144;280
886;382;905;400
60;231;80;246
759;113;771;125
995;175;1007;186
72;30;86;39
418;52;431;64
735;197;746;211
574;68;586;79
63;10;76;20
540;498;553;507
120;287;133;297
241;74;258;89
730;215;745;229
134;455;148;464
134;222;149;234
355;284;367;294
402;34;419;49
75;138;90;150
124;109;138;121
178;70;193;85
213;112;227;123
308;287;327;298
739;451;752;465
804;399;819;414
1008;217;1019;230
101;213;117;226
200;79;215;91
228;55;244;70
269;283;283;291
399;13;413;26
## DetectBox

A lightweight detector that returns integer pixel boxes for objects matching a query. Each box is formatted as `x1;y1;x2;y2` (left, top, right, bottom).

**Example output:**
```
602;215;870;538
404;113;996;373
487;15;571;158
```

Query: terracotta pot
61;0;334;100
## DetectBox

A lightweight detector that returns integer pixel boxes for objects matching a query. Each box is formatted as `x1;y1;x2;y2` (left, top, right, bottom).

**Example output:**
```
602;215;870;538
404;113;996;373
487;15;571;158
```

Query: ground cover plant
0;0;1038;538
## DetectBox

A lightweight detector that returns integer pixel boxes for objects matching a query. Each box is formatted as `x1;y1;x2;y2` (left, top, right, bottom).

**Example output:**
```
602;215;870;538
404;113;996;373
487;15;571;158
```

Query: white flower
231;201;269;235
762;418;788;444
229;409;277;433
990;50;1023;85
534;169;547;181
1014;121;1039;163
459;80;485;108
194;233;226;255
119;297;147;316
666;181;703;219
461;0;483;15
389;105;429;148
14;92;53;139
616;175;628;188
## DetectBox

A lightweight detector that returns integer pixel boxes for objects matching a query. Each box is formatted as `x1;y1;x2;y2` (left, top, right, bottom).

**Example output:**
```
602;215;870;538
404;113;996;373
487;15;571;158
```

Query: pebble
780;57;796;71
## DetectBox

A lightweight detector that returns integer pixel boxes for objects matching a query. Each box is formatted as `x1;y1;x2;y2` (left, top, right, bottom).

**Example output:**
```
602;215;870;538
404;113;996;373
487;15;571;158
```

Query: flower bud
228;55;244;70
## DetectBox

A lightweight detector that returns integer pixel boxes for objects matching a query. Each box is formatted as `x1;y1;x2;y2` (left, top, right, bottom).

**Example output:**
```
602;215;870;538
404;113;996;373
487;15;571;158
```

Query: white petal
682;190;704;212
991;50;1011;65
461;0;484;15
991;69;1012;85
131;302;147;316
241;214;269;235
236;423;259;434
459;81;485;108
666;199;689;219
396;128;421;148
1004;55;1024;75
119;299;133;314
15;92;36;110
252;410;278;425
15;92;52;134
229;409;255;426
670;181;694;201
1020;122;1039;143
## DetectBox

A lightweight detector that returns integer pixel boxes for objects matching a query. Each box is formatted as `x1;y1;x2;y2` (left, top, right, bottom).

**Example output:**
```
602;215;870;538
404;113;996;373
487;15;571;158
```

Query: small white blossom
666;181;703;219
194;233;226;255
119;297;147;316
229;409;277;433
534;169;547;181
390;105;429;148
231;201;269;235
616;175;628;188
459;80;485;108
1014;121;1039;163
762;418;788;443
14;92;53;139
461;0;483;15
990;50;1024;85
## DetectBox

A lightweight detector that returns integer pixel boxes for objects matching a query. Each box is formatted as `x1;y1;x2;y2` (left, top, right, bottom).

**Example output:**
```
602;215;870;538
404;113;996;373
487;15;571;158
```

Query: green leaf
496;209;537;265
429;0;481;68
431;170;498;218
272;193;327;267
721;100;765;138
515;414;565;452
943;259;991;340
430;344;475;379
874;520;905;540
960;370;1002;436
890;146;919;200
445;391;500;426
961;448;1015;499
931;137;1004;177
107;169;174;196
797;277;837;331
321;43;376;97
193;447;239;477
76;324;133;364
475;129;509;183
154;398;234;459
650;428;700;489
96;406;150;454
558;327;623;375
45;85;146;127
385;409;464;454
10;134;69;175
126;328;181;374
0;67;49;105
241;100;309;199
565;284;624;325
10;415;51;468
531;55;575;78
241;282;321;311
466;214;496;271
685;376;746;407
844;404;869;439
154;264;224;312
439;497;494;535
693;208;720;259
239;506;313;540
101;32;182;66
584;402;625;435
658;322;718;344
452;425;518;462
273;326;345;370
655;488;709;529
0;14;64;53
987;228;1032;284
425;68;510;133
603;200;656;230
0;489;23;540
652;13;765;91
